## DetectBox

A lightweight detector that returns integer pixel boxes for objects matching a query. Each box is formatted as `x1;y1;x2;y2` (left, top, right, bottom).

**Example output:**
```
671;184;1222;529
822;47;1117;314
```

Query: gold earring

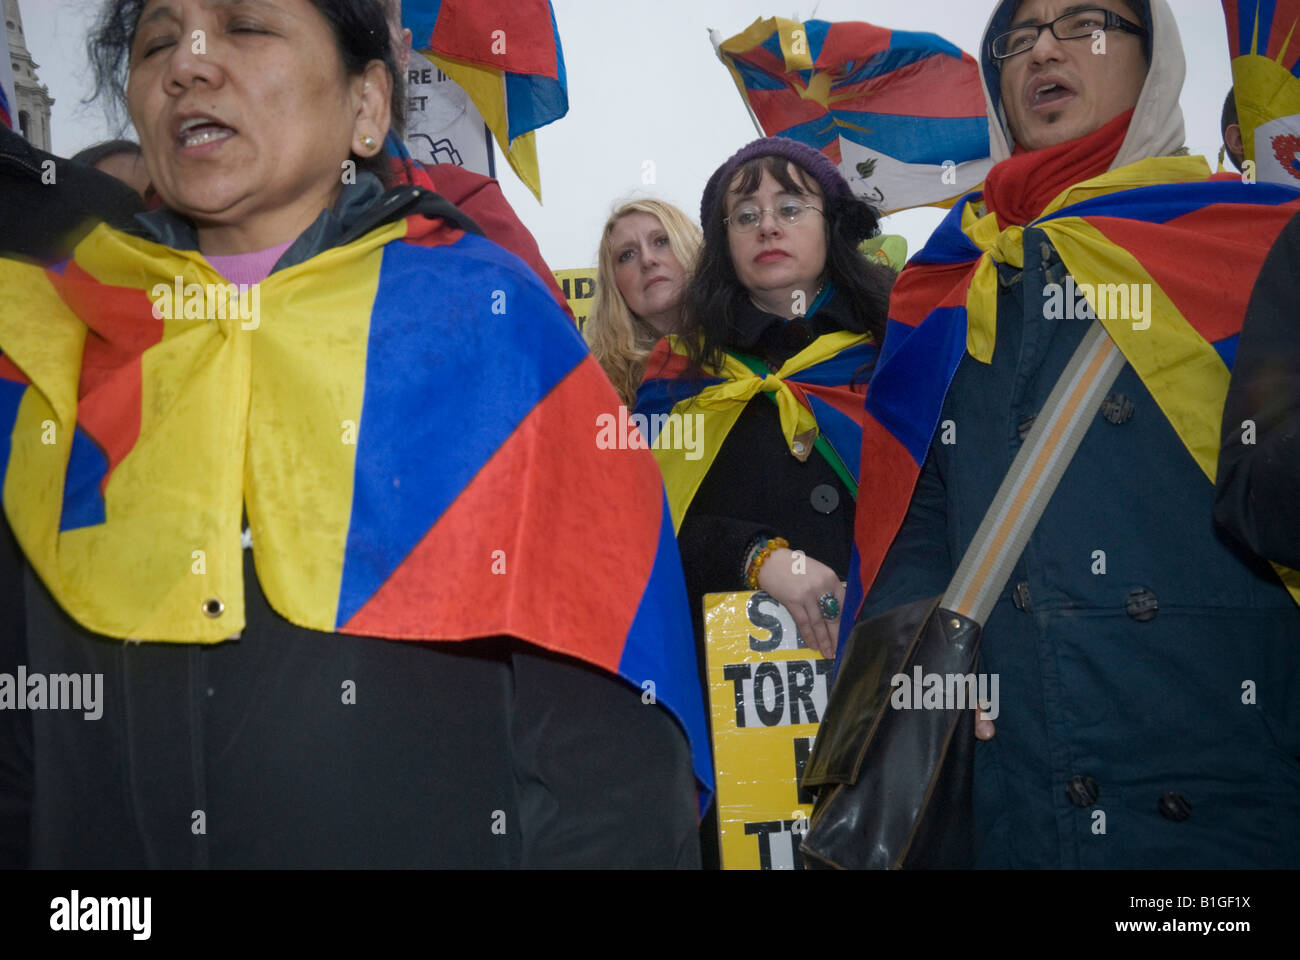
362;135;377;151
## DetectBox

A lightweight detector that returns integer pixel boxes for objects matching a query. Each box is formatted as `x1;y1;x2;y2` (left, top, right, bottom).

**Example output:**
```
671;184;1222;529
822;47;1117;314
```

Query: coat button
1066;775;1100;807
1100;392;1135;425
1125;588;1159;622
1012;581;1033;612
1158;792;1192;822
810;484;840;515
1039;240;1054;264
1017;415;1036;442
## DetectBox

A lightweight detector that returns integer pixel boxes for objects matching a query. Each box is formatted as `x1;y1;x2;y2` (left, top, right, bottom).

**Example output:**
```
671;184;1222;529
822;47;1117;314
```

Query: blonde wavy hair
586;199;702;407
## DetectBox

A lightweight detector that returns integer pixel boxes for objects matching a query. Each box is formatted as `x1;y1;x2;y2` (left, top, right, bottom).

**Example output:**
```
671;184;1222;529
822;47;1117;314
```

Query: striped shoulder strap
942;321;1124;624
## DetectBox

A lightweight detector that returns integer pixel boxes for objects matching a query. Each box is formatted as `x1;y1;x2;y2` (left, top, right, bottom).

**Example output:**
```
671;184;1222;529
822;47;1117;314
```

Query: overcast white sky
19;0;1235;268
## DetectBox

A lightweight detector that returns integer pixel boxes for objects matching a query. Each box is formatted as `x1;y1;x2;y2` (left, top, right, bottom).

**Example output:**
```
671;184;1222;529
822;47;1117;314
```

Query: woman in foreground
0;0;708;868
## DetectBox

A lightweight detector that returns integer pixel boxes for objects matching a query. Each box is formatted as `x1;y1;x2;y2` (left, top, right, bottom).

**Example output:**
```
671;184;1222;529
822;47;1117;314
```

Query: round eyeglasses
723;201;823;233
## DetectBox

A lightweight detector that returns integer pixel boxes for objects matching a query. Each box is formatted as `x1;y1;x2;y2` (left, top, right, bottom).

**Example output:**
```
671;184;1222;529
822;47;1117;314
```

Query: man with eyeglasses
990;3;1150;152
849;0;1300;868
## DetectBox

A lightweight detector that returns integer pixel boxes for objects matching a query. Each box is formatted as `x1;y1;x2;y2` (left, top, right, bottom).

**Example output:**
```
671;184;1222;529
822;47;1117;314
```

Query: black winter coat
676;293;866;642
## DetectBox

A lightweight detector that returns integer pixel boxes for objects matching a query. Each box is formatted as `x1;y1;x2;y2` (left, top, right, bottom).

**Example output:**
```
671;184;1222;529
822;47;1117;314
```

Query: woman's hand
755;548;844;659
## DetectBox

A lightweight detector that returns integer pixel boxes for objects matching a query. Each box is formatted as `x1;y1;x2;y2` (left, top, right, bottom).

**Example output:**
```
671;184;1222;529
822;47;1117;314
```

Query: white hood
979;0;1187;169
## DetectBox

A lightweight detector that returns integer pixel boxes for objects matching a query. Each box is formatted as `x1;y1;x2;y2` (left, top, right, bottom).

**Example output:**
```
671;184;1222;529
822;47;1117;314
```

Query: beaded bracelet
746;536;790;590
741;534;781;582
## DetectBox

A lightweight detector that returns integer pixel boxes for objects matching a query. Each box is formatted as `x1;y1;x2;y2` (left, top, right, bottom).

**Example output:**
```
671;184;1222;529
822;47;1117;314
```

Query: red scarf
982;109;1134;228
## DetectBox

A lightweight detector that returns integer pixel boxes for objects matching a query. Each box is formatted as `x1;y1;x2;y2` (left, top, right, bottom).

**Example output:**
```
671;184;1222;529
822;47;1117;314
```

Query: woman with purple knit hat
636;137;894;863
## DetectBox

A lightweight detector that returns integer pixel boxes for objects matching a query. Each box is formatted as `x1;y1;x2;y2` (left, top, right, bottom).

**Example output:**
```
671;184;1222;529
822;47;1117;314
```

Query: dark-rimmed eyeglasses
723;201;823;232
990;7;1147;62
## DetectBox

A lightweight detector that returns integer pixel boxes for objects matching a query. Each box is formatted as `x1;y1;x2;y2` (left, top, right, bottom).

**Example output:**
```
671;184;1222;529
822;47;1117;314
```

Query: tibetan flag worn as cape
711;17;992;214
403;0;568;201
635;326;875;531
848;154;1300;638
0;210;711;802
1222;1;1300;184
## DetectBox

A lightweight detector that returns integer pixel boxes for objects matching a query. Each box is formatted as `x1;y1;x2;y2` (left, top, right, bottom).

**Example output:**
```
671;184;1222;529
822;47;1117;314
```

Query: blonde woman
586;199;701;406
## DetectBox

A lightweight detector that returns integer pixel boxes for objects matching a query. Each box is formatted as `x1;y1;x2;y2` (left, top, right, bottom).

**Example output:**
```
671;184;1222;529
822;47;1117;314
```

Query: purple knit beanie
699;137;853;227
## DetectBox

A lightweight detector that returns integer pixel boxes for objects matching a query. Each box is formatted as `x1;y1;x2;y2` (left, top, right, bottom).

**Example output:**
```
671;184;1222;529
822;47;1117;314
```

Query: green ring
818;593;840;620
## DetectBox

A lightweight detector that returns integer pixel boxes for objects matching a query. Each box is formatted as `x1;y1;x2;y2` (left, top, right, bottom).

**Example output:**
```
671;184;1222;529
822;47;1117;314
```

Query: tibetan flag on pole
0;15;16;131
1222;0;1300;185
710;17;992;215
403;0;568;201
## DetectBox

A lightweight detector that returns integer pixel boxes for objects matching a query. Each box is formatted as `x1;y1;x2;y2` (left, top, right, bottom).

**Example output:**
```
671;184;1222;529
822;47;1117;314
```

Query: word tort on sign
704;589;836;870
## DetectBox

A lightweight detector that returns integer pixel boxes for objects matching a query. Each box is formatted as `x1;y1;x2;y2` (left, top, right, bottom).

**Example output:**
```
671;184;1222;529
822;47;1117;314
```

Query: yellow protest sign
552;268;597;330
704;589;829;869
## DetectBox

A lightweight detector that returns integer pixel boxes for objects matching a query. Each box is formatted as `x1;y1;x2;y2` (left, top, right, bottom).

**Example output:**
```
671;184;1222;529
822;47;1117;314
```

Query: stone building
5;0;54;152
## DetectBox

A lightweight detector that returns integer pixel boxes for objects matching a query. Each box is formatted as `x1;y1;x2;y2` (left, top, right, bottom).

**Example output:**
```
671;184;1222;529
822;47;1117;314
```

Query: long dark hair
683;154;894;373
87;0;405;185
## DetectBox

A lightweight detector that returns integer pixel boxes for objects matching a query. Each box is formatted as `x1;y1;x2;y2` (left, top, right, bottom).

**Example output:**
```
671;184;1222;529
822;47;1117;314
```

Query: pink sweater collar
203;240;294;286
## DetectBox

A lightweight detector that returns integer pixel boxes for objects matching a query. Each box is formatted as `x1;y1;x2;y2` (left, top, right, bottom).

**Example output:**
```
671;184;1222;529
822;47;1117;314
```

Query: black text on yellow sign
704;590;829;870
552;268;597;330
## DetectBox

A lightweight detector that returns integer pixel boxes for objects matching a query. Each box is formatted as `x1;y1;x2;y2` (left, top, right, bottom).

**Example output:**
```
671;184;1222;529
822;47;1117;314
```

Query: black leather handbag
798;321;1126;869
799;597;979;869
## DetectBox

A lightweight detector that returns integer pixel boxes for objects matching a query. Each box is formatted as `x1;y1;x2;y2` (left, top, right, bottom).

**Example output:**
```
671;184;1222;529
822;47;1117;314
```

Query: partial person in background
587;199;700;406
1215;212;1300;570
70;138;154;202
381;0;571;317
1221;88;1244;172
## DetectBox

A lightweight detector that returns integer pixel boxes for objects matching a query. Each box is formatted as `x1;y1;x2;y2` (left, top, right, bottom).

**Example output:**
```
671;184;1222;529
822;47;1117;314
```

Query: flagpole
709;27;767;137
